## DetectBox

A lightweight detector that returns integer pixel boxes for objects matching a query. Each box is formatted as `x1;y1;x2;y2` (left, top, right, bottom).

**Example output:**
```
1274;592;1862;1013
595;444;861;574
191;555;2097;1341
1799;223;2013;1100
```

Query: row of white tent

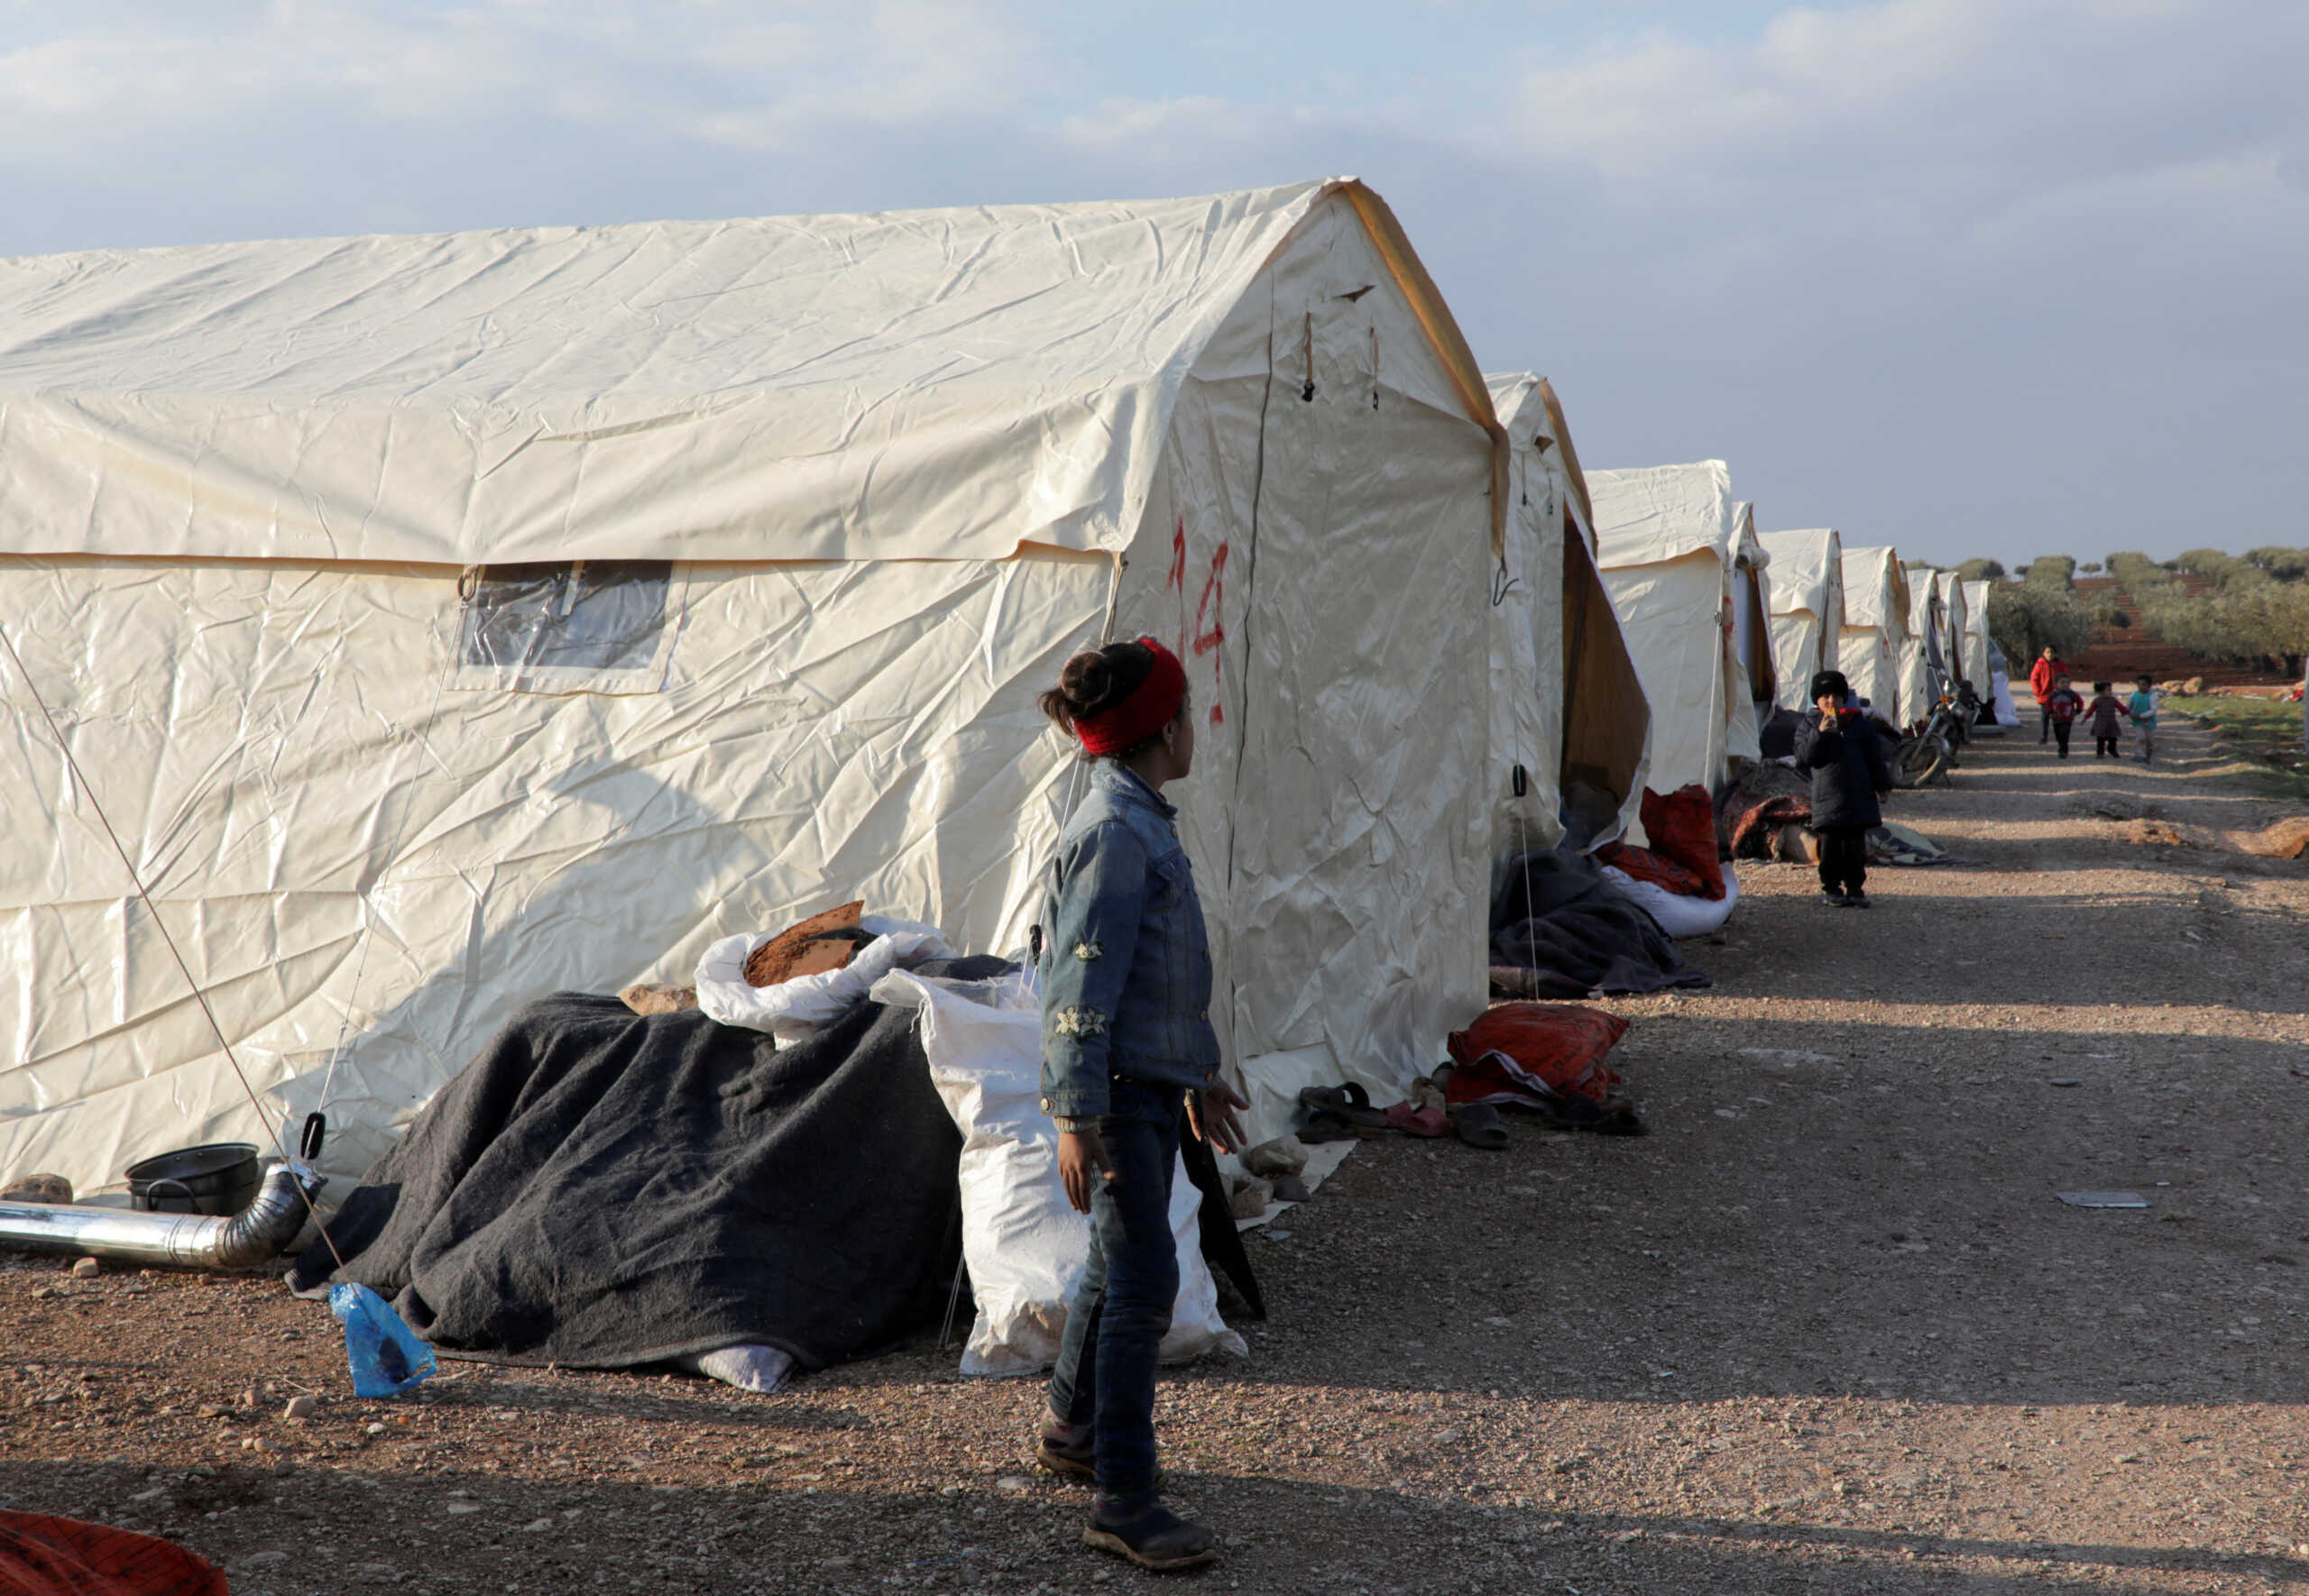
0;178;1988;1197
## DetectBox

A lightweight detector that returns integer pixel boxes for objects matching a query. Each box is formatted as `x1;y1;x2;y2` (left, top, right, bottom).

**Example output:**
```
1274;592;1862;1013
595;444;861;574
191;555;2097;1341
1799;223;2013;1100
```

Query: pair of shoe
1820;890;1872;909
1039;1427;1217;1572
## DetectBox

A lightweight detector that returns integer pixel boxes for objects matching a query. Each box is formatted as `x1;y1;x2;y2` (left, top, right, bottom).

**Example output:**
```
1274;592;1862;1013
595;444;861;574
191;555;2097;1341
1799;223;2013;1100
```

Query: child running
2129;674;2159;763
1033;635;1250;1573
2042;674;2084;757
2084;680;2128;758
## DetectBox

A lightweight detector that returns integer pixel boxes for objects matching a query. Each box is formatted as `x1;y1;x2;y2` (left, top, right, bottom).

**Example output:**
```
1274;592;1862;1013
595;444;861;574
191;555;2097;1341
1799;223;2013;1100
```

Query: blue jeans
1044;1078;1181;1513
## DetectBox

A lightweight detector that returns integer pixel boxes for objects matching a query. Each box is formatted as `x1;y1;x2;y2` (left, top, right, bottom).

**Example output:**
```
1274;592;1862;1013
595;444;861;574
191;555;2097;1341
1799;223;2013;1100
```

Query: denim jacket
1037;762;1222;1122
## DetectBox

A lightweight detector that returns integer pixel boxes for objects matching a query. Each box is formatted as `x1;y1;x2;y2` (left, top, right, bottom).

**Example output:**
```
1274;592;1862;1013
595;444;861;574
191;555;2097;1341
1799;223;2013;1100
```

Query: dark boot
1082;1501;1219;1571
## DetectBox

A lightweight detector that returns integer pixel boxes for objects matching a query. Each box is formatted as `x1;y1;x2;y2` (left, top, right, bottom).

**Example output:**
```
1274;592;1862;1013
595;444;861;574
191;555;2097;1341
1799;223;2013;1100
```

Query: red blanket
1596;784;1725;899
1446;1003;1629;1104
0;1514;225;1596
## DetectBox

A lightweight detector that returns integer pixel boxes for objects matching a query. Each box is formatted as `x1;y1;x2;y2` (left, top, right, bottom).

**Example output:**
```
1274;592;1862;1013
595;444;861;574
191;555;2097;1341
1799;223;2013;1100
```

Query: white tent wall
1838;546;1911;719
0;550;1109;1191
1961;580;1994;698
1756;529;1845;712
1108;200;1498;1142
0;179;1504;1192
1592;463;1745;796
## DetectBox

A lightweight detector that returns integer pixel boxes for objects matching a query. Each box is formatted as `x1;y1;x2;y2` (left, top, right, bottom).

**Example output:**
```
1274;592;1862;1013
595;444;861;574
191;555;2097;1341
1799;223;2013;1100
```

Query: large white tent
1725;502;1773;762
1961;581;1995;703
1839;547;1913;720
0;179;1506;1192
1936;573;1972;693
1901;564;1950;716
1756;530;1846;712
1590;463;1761;796
1483;375;1651;858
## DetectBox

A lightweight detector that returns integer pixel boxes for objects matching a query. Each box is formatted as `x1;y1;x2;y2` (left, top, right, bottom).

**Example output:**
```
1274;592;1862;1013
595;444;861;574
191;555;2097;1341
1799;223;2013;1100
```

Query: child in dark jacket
2042;674;2084;757
1792;670;1892;908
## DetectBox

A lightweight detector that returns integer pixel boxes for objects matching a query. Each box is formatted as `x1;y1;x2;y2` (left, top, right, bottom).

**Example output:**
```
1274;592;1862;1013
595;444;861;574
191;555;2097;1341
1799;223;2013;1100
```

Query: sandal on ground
1450;1102;1510;1150
1082;1503;1219;1572
1297;1082;1389;1135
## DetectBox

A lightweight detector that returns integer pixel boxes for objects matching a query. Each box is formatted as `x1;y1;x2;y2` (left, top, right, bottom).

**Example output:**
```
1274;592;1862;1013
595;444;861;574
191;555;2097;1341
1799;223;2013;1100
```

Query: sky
0;1;2302;569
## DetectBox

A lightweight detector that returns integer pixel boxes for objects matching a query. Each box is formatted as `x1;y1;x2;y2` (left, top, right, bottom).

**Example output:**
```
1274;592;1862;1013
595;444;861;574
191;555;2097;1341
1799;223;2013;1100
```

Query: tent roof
1840;545;1910;630
1590;462;1739;569
1485;371;1595;539
1757;529;1839;615
0;179;1495;566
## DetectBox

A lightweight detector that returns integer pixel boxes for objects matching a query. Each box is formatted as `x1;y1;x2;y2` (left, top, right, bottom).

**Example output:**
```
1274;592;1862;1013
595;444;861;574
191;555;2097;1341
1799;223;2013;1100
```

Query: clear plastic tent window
453;560;682;694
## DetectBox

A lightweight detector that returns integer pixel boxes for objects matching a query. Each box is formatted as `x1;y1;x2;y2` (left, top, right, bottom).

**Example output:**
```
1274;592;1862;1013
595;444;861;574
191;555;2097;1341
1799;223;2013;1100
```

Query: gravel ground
3;715;2305;1595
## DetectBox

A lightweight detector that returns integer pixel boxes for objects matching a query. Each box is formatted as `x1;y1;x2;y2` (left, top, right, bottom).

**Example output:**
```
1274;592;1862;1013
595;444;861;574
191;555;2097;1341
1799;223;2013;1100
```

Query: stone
618;983;697;1016
1;1173;72;1204
1270;1174;1310;1203
518;1518;556;1533
238;1551;290;1571
445;1500;483;1516
282;1396;319;1420
1241;1134;1310;1179
70;1257;100;1279
1228;1175;1271;1220
366;1423;387;1435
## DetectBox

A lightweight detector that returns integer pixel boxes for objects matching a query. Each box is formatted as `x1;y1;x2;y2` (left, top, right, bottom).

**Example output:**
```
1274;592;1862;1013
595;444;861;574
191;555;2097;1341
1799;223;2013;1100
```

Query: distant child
1793;670;1892;908
2128;674;2159;763
2084;680;2128;758
2043;674;2084;757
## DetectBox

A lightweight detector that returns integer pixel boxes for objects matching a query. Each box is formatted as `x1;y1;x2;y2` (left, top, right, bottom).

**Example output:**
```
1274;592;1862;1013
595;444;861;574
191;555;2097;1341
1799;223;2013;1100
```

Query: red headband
1073;637;1187;756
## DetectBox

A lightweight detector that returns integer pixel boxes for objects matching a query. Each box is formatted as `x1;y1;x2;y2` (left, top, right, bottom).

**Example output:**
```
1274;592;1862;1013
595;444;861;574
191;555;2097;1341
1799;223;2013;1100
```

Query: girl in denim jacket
1033;635;1249;1573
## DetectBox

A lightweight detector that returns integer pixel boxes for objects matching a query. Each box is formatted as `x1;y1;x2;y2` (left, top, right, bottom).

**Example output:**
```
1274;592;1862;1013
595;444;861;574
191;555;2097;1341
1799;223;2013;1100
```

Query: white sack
1599;864;1740;940
695;916;950;1044
873;968;1245;1380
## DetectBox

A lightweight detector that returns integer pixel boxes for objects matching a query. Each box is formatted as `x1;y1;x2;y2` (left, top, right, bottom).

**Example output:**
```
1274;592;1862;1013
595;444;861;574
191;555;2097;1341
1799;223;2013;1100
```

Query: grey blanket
289;963;1007;1371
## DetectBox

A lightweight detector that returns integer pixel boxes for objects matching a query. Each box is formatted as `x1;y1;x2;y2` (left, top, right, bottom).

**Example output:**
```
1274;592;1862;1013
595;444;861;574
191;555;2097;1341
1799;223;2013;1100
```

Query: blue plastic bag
328;1282;437;1398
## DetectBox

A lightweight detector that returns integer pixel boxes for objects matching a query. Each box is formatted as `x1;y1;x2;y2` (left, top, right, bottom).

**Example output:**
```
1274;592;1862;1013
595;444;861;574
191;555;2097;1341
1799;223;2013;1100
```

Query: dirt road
3;715;2305;1594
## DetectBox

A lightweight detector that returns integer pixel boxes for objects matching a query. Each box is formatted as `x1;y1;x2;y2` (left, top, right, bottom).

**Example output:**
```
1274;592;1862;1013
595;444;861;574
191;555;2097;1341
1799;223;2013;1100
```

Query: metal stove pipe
0;1160;326;1270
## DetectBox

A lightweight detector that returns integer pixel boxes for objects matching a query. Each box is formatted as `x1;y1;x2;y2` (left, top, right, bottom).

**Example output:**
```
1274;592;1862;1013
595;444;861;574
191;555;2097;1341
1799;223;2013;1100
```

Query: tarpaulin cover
0;178;1501;1191
0;1514;224;1596
1839;546;1912;720
1756;529;1846;713
288;964;1008;1370
1445;1004;1628;1103
1482;373;1650;859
